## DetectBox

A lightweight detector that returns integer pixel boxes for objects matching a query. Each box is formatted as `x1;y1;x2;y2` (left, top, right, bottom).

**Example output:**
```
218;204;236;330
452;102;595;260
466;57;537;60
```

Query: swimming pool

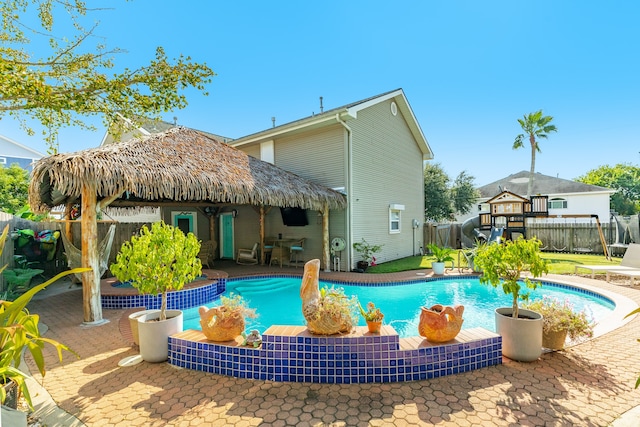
182;276;615;338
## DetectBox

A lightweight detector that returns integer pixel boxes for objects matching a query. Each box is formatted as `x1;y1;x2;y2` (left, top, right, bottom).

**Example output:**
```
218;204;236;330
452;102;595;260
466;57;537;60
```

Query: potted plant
522;296;594;350
0;225;88;425
473;237;549;362
110;221;202;362
359;301;384;333
352;239;383;271
301;259;359;335
198;293;256;342
427;244;455;275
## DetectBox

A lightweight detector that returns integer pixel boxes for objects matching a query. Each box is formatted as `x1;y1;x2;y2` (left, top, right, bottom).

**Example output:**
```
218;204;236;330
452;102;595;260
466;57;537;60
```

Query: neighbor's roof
477;171;615;198
29;127;347;213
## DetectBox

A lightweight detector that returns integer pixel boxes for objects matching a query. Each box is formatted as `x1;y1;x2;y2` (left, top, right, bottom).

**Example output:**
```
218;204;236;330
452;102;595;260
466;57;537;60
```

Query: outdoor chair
198;240;217;269
288;238;306;267
575;243;640;278
605;268;640;286
263;237;276;264
236;243;259;265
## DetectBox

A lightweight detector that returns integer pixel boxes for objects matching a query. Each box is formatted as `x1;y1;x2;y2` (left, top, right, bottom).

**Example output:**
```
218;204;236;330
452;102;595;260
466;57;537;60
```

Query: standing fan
330;237;346;271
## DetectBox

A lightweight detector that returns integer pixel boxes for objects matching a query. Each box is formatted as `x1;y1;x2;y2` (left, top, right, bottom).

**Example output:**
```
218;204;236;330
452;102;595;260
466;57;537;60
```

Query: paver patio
23;266;640;426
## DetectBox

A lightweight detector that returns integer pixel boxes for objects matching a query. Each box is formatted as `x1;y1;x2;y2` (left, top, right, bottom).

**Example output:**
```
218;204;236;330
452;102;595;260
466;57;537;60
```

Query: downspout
335;113;353;271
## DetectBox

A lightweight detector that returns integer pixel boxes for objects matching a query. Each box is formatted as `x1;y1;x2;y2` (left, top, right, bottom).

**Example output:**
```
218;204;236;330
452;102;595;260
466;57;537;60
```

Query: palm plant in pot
110;221;202;362
473;236;549;362
427;244;455;275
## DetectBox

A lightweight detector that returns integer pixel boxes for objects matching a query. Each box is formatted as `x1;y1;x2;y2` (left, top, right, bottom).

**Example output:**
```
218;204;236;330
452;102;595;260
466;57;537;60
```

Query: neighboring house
100;118;232;146
0;134;45;171
456;171;615;226
230;88;433;270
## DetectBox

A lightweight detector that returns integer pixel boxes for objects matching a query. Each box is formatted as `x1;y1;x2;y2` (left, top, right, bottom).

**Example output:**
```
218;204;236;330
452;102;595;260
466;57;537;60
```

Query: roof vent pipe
271;117;276;128
320;96;324;113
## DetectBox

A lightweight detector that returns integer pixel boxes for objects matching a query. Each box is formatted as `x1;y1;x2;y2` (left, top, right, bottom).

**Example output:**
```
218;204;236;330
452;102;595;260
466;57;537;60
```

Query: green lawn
366;250;622;275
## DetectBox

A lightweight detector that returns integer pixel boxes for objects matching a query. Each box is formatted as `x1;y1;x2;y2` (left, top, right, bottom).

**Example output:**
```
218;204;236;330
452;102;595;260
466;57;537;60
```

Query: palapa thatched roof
29;127;347;213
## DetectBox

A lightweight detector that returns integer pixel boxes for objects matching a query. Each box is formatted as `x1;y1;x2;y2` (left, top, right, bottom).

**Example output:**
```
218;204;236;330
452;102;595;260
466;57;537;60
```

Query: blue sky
3;1;639;185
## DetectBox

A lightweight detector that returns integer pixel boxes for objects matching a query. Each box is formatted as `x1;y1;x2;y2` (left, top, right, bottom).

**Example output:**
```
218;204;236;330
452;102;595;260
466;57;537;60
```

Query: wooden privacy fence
423;221;617;255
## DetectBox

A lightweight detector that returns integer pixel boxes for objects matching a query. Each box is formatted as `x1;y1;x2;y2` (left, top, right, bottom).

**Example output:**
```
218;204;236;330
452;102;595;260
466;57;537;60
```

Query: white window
548;198;567;209
389;204;405;234
0;157;6;165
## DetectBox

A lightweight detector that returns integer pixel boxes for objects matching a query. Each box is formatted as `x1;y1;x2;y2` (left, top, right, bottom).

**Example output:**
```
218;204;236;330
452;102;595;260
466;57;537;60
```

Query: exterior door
172;211;196;235
219;213;235;259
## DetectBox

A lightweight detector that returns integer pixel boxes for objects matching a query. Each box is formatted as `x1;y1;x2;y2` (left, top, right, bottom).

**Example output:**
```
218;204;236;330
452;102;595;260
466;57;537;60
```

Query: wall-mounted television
280;207;308;227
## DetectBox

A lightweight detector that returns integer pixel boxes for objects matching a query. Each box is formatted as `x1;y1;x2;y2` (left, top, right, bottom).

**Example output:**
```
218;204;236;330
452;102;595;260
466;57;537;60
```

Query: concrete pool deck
22;264;640;426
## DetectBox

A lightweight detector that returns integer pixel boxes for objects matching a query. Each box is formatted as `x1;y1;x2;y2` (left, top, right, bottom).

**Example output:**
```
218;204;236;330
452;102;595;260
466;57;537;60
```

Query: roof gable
486;190;529;204
231;89;433;159
0;134;45;158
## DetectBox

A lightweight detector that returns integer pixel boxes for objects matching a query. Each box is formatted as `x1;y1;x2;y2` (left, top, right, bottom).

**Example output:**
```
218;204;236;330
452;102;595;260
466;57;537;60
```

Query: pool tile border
168;326;502;383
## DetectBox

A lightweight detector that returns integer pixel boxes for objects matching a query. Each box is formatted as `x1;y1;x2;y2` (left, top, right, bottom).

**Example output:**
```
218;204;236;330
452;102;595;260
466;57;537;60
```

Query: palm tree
513;110;557;198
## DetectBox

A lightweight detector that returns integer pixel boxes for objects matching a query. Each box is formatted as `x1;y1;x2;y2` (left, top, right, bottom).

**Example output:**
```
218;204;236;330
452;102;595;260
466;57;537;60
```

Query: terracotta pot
543;329;568;350
366;320;382;333
418;304;464;342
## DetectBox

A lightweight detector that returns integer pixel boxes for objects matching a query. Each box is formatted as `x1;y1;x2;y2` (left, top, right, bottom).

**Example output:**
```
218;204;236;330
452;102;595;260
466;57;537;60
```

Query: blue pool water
182;277;615;338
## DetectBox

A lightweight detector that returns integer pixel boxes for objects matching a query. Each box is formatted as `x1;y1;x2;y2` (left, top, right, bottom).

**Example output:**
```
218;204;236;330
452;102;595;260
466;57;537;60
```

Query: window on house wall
548;198;567;209
0;157;6;165
389;204;404;234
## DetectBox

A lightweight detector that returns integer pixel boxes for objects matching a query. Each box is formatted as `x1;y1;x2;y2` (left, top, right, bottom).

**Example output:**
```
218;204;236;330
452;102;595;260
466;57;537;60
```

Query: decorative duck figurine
199;305;244;342
418;304;465;343
301;259;353;335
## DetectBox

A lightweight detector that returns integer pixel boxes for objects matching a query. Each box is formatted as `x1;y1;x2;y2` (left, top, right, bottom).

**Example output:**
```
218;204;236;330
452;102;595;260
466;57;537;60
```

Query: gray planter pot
1;405;27;427
137;310;183;363
495;307;543;362
128;309;156;346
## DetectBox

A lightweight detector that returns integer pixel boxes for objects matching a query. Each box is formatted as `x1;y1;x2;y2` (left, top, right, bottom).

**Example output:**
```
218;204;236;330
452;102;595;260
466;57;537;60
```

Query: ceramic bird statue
418;304;465;343
300;259;352;335
198;305;244;342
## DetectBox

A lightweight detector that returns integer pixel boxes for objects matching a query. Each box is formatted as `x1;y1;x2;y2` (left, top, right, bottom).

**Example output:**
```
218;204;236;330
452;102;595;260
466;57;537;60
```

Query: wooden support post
81;183;103;324
594;215;610;260
321;204;330;272
259;206;266;265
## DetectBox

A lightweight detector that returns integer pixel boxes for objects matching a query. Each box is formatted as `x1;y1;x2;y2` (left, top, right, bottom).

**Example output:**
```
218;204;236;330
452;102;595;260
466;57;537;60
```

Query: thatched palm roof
29;127;347;212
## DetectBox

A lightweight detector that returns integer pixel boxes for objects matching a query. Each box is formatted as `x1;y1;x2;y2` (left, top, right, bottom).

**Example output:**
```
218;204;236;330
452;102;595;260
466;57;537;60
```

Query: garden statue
418;304;465;342
301;259;357;335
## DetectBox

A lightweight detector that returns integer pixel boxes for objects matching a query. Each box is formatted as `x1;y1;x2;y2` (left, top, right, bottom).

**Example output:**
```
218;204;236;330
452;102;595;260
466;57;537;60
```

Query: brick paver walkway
25;267;640;426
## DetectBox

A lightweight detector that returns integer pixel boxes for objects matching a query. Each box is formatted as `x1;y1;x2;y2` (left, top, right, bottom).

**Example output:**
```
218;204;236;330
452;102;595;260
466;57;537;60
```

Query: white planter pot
495;307;543;362
432;262;446;275
137;310;183;363
128;309;156;346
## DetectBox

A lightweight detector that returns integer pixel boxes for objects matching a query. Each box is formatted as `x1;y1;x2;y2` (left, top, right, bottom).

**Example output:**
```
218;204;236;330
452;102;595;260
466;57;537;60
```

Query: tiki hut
29;127;347;323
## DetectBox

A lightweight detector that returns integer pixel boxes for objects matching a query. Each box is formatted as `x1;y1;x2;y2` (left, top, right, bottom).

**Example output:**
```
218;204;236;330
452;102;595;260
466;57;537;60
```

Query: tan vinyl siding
349;99;425;263
242;145;261;160
274;125;346;189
